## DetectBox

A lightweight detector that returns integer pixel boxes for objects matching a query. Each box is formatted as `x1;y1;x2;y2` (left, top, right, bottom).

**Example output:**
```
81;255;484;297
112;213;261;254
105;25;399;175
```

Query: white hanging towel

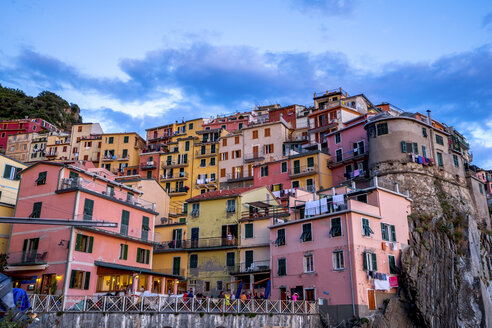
333;194;345;206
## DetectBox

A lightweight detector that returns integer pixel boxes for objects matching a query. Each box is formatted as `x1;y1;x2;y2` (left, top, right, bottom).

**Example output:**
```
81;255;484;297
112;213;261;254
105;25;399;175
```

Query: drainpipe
345;213;356;317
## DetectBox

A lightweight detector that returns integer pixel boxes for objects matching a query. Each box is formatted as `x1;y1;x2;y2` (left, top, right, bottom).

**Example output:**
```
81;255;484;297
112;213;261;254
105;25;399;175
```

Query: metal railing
329;149;367;166
289;164;318;178
27;295;318;315
241;207;289;220
195;150;217;157
161;172;188;180
244;151;265;162
155;237;238;250
7;251;48;265
141;161;156;170
226;172;253;181
230;260;270;274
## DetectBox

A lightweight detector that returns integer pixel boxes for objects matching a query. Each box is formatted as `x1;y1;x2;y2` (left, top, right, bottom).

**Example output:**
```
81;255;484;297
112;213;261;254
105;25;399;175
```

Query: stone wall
29;312;321;328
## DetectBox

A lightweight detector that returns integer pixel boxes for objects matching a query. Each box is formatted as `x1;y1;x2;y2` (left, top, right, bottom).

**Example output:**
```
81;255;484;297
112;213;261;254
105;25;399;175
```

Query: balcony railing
167;187;188;195
195;150;217;158
226;173;253;182
141;161;156;170
288;164;318;178
328;149;368;167
46;152;58;157
7;251;48;265
58;177;156;211
162;160;188;168
117;154;130;161
28;295;318;315
161;172;188;181
155;237;238;251
229;260;270;274
273;201;348;225
102;154;116;161
196;178;217;186
244;151;265;163
241;207;289;221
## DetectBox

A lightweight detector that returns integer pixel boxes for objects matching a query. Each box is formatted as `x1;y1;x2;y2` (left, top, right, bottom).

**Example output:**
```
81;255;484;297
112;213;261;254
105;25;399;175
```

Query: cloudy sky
1;0;492;167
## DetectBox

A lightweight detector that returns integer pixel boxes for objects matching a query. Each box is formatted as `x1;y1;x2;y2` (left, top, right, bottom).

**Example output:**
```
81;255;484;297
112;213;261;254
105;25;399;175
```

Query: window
235;136;240;144
453;154;459;167
146;171;152;179
357;194;368;203
264;144;274;154
335;133;341;144
200;159;206;167
210;173;216;181
281;162;288;173
300;223;312;242
108;137;114;144
83;199;94;220
292;181;300;189
245;223;253;238
191;203;200;217
260;166;268;177
363;252;377;271
422;146;427;158
221;152;228;161
22;238;39;262
479;183;484;194
376;123;388;136
362;218;374;236
69;270;91;290
29;202;42;218
172;257;181;275
141;216;150;241
329;217;342;237
201;145;206;155
3;165;21;180
120;210;129;235
209;157;216;166
190;254;198;268
204;281;210;292
122;149;128;158
388;255;398;274
381;223;396;242
275;229;285;246
106;185;115;197
136;248;150;264
75;234;94;253
216;281;223;291
304;254;314;273
412;143;418;155
277;258;286;276
211;144;216;153
123;136;129;143
189;123;194;130
336;149;342;162
252;130;258;139
422;127;427;137
436;152;443;167
226;252;235;267
182;203;188;214
333;251;344;270
307;157;314;168
436;135;444;145
220;168;226;178
233;150;241;158
222;138;227;147
226;199;236;213
36;171;47;185
119;244;128;260
264;128;271;137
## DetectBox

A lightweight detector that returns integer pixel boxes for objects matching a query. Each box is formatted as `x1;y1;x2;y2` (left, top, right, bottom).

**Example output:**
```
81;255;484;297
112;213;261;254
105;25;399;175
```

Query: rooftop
186;186;259;203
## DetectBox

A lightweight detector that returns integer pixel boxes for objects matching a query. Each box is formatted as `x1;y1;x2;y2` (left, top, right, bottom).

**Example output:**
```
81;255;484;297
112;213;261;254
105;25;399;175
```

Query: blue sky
1;0;492;167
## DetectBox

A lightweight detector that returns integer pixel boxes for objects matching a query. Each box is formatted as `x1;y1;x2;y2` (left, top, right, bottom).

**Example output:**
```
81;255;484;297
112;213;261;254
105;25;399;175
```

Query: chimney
426;110;431;125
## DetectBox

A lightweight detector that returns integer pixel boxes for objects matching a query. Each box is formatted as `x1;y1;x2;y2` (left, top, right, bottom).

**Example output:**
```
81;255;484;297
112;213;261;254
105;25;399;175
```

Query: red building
202;113;250;132
0;118;60;152
268;105;305;129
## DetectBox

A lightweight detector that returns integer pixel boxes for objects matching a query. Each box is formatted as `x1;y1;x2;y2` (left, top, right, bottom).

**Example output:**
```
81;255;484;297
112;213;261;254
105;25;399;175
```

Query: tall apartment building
0;118;60;153
5;133;35;162
45;133;72;161
99;133;145;176
202;112;251;132
70;123;104;161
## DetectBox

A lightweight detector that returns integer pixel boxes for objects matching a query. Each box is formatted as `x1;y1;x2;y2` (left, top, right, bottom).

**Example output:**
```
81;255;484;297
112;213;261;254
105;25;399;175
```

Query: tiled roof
186;186;260;203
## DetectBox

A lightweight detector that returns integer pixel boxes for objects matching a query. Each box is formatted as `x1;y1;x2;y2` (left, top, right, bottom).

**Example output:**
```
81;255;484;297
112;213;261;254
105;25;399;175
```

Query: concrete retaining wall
30;312;321;328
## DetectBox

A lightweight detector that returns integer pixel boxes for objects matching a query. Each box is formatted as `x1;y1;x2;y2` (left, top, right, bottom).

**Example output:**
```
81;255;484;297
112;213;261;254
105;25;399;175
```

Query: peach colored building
269;179;411;325
6;162;180;296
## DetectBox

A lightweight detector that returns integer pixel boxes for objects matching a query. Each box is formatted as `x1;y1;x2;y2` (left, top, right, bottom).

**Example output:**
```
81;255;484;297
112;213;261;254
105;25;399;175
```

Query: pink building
0;118;60;152
6;161;179;296
253;160;291;192
269;179;411;325
325;115;370;186
475;169;491;196
203;113;250;132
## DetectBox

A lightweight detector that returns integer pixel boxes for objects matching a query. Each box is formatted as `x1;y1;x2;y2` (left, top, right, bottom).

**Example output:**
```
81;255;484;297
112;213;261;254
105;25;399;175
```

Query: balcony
167;187;188;196
195;150;217;158
229;260;270;275
117;154;130;161
155;237;239;251
148;134;173;142
80;135;102;141
160;172;188;182
161;160;188;169
226;173;253;183
328;149;368;168
57;177;156;212
7;251;48;266
289;164;318;178
102;154;116;162
241;206;289;221
46;152;58;158
195;178;217;187
141;161;157;170
244;151;265;163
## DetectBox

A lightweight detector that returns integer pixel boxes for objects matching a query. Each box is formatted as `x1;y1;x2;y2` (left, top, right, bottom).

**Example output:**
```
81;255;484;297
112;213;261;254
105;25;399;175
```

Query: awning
4;264;48;272
94;261;182;280
247;201;274;208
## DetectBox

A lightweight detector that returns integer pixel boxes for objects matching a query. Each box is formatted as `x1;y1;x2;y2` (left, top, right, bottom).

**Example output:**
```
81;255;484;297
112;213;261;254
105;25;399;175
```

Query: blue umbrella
235;281;243;299
264;280;271;299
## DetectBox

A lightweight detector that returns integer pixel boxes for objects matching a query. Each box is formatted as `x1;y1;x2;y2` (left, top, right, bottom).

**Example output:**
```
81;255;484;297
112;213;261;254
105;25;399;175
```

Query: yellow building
288;150;332;192
27;133;50;162
45;133;71;161
0;154;27;253
182;186;275;296
99;133;145;175
70;123;104;161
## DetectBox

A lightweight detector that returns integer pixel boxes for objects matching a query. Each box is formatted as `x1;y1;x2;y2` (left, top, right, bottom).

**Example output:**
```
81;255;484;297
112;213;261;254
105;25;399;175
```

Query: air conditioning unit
160;217;168;224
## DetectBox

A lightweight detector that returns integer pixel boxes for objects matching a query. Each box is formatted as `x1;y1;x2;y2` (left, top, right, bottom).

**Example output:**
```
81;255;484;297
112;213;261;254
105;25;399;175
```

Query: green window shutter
121;210;129;235
84;272;91;290
124;245;128;260
83;199;94;220
32;238;39;251
3;165;12;179
381;223;388;240
75;234;82;251
22;239;28;252
390;225;396;242
362;252;367;270
69;270;77;288
32;202;42;218
136;248;141;263
245;223;253;238
413;143;418;155
371;253;378;271
88;236;94;253
145;250;150;264
400;141;406;153
307;157;314;167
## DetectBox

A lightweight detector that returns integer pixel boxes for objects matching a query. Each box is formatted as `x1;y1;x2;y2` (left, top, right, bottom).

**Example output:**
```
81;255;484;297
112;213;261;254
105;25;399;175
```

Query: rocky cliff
371;162;492;328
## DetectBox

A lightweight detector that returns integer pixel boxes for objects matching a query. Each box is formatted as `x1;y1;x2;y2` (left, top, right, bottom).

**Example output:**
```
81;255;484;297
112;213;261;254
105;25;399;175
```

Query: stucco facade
99;133;145;176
